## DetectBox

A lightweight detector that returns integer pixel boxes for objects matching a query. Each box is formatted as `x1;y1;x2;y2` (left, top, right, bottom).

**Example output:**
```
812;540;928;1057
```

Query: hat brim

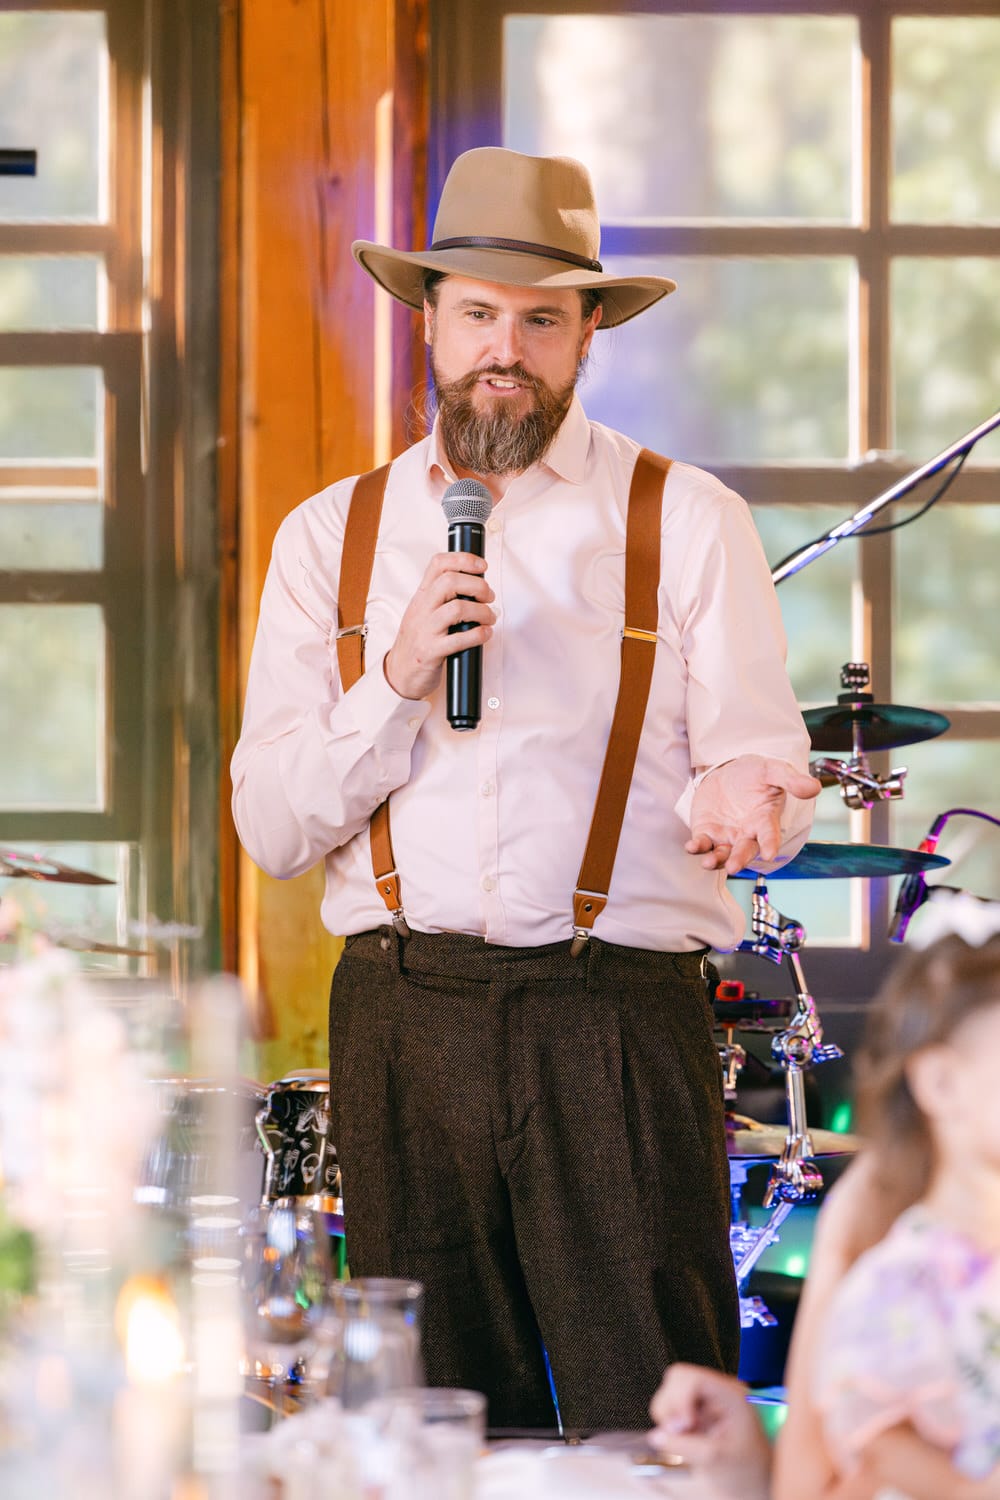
352;241;675;328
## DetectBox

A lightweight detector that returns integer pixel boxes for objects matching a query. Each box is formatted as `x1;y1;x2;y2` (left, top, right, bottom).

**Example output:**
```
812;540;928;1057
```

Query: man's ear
580;300;603;358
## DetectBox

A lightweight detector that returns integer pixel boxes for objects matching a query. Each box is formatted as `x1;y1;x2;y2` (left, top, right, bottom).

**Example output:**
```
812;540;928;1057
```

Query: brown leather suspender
335;461;410;936
336;448;671;946
570;448;671;953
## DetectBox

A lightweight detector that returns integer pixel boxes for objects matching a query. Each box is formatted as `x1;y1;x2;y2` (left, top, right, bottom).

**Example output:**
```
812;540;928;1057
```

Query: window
432;1;1000;968
0;3;219;972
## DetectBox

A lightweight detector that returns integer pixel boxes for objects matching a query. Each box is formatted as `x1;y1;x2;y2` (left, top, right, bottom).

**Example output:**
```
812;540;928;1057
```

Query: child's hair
854;932;1000;1215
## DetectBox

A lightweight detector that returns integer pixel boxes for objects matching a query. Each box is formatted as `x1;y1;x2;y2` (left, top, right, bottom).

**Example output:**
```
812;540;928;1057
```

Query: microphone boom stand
771;410;1000;585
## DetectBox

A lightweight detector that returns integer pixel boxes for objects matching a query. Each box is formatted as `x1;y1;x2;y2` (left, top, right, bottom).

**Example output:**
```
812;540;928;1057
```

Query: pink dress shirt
231;395;814;952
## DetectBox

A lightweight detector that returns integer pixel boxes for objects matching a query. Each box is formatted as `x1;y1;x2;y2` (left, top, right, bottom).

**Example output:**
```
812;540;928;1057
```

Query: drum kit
137;1069;345;1261
719;660;954;1328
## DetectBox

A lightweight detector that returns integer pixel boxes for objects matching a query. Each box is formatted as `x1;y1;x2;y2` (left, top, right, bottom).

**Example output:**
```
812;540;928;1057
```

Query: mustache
444;364;543;397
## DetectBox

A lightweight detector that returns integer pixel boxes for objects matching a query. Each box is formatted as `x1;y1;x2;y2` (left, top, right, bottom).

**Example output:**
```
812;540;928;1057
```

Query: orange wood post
221;0;427;1080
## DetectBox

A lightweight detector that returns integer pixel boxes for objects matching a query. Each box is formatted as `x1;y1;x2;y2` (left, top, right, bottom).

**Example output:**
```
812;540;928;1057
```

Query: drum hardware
718;1035;747;1101
724;827;950;1318
715;983;793;1101
137;1076;268;1219
45;933;153;958
722;871;844;1323
730;840;951;881
255;1070;344;1228
737;875;842;1207
804;663;949;810
809;755;906;812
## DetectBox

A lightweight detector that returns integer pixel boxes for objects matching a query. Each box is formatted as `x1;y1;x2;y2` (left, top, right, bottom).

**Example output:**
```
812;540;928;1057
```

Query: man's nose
487;316;523;368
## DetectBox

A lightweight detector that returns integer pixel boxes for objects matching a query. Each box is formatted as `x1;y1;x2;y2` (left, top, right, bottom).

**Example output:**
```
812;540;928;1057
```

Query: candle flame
116;1275;185;1384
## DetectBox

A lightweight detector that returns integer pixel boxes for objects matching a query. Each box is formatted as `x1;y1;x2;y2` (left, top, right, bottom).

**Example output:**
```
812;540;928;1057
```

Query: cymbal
729;841;951;880
803;701;950;752
57;937;152;957
727;1122;860;1160
0;851;115;886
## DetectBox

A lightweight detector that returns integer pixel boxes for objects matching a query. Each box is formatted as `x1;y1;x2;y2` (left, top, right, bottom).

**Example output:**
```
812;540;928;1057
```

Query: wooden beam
225;0;428;1080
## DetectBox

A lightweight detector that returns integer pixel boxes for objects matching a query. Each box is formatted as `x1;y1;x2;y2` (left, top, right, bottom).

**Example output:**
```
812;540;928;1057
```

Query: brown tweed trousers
328;927;738;1433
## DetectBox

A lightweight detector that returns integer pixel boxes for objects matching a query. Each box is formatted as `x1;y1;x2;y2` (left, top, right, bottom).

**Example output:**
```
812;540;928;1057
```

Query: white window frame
431;0;1000;991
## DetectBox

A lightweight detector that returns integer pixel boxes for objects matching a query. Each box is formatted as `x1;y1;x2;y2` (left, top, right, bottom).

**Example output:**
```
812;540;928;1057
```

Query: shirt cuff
673;765;722;829
338;651;432;750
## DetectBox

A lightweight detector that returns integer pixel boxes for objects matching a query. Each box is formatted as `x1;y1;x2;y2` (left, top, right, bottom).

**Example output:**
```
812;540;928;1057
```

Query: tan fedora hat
352;147;675;329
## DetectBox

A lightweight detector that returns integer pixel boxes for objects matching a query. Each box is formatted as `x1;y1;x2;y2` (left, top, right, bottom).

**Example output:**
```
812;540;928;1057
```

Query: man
232;147;819;1432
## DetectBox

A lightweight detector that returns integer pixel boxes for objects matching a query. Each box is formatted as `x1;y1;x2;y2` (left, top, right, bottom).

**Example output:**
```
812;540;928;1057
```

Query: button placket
477;519;504;940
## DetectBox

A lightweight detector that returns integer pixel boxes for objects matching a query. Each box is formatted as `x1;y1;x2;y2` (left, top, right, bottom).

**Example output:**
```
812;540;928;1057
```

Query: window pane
752;506;857;707
0;367;102;460
0;498;103;570
0;11;106;223
894;503;1000;707
0;605;105;809
892;18;1000;224
504;14;856;221
891;742;1000;911
583;256;850;462
0;256;102;331
892;258;1000;467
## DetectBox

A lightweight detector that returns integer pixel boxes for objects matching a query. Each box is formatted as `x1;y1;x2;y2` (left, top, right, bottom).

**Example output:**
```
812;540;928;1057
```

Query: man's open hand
686;754;821;876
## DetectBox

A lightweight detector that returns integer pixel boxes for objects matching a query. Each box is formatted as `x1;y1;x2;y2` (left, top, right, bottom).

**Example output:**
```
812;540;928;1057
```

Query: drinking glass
319;1276;424;1410
240;1204;333;1411
367;1387;486;1500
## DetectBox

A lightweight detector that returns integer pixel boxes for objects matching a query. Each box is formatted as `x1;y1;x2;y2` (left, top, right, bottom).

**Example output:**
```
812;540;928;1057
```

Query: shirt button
487;517;502;534
407;717;421;730
481;782;495;797
487;696;501;710
481;875;496;893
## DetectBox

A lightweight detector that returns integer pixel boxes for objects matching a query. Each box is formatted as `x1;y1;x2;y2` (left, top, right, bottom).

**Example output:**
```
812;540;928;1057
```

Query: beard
430;354;585;476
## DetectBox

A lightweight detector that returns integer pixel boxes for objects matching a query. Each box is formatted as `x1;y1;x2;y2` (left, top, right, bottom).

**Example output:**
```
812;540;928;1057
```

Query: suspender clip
570;929;589;958
391;909;411;938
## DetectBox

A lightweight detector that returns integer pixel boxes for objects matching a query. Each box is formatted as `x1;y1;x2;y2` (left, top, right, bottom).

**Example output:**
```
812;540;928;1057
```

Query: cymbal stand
809;663;907;810
738;876;842;1204
729;876;842;1326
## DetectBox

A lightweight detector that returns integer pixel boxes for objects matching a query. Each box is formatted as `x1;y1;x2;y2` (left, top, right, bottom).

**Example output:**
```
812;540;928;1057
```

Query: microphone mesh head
442;478;494;524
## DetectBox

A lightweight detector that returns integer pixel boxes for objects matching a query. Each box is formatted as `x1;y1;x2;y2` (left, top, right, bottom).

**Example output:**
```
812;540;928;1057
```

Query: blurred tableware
366;1386;486;1500
320;1276;424;1410
240;1203;334;1412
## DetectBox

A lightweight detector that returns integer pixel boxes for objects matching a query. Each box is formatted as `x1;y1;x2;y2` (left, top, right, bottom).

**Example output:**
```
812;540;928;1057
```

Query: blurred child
806;922;1000;1498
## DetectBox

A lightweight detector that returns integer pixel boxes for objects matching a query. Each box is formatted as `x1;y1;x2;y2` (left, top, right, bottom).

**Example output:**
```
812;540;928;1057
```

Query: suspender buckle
336;622;368;640
621;625;657;643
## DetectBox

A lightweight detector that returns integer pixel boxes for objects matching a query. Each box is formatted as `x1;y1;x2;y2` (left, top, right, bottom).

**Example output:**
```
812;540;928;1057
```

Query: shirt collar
423;391;592;493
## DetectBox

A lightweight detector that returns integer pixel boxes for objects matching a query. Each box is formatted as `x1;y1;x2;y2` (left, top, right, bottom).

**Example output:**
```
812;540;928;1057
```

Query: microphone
888;871;928;944
441;479;494;732
888;811;950;943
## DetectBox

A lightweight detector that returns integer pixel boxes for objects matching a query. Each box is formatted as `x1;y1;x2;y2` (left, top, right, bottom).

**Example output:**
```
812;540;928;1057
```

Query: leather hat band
430;234;603;274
